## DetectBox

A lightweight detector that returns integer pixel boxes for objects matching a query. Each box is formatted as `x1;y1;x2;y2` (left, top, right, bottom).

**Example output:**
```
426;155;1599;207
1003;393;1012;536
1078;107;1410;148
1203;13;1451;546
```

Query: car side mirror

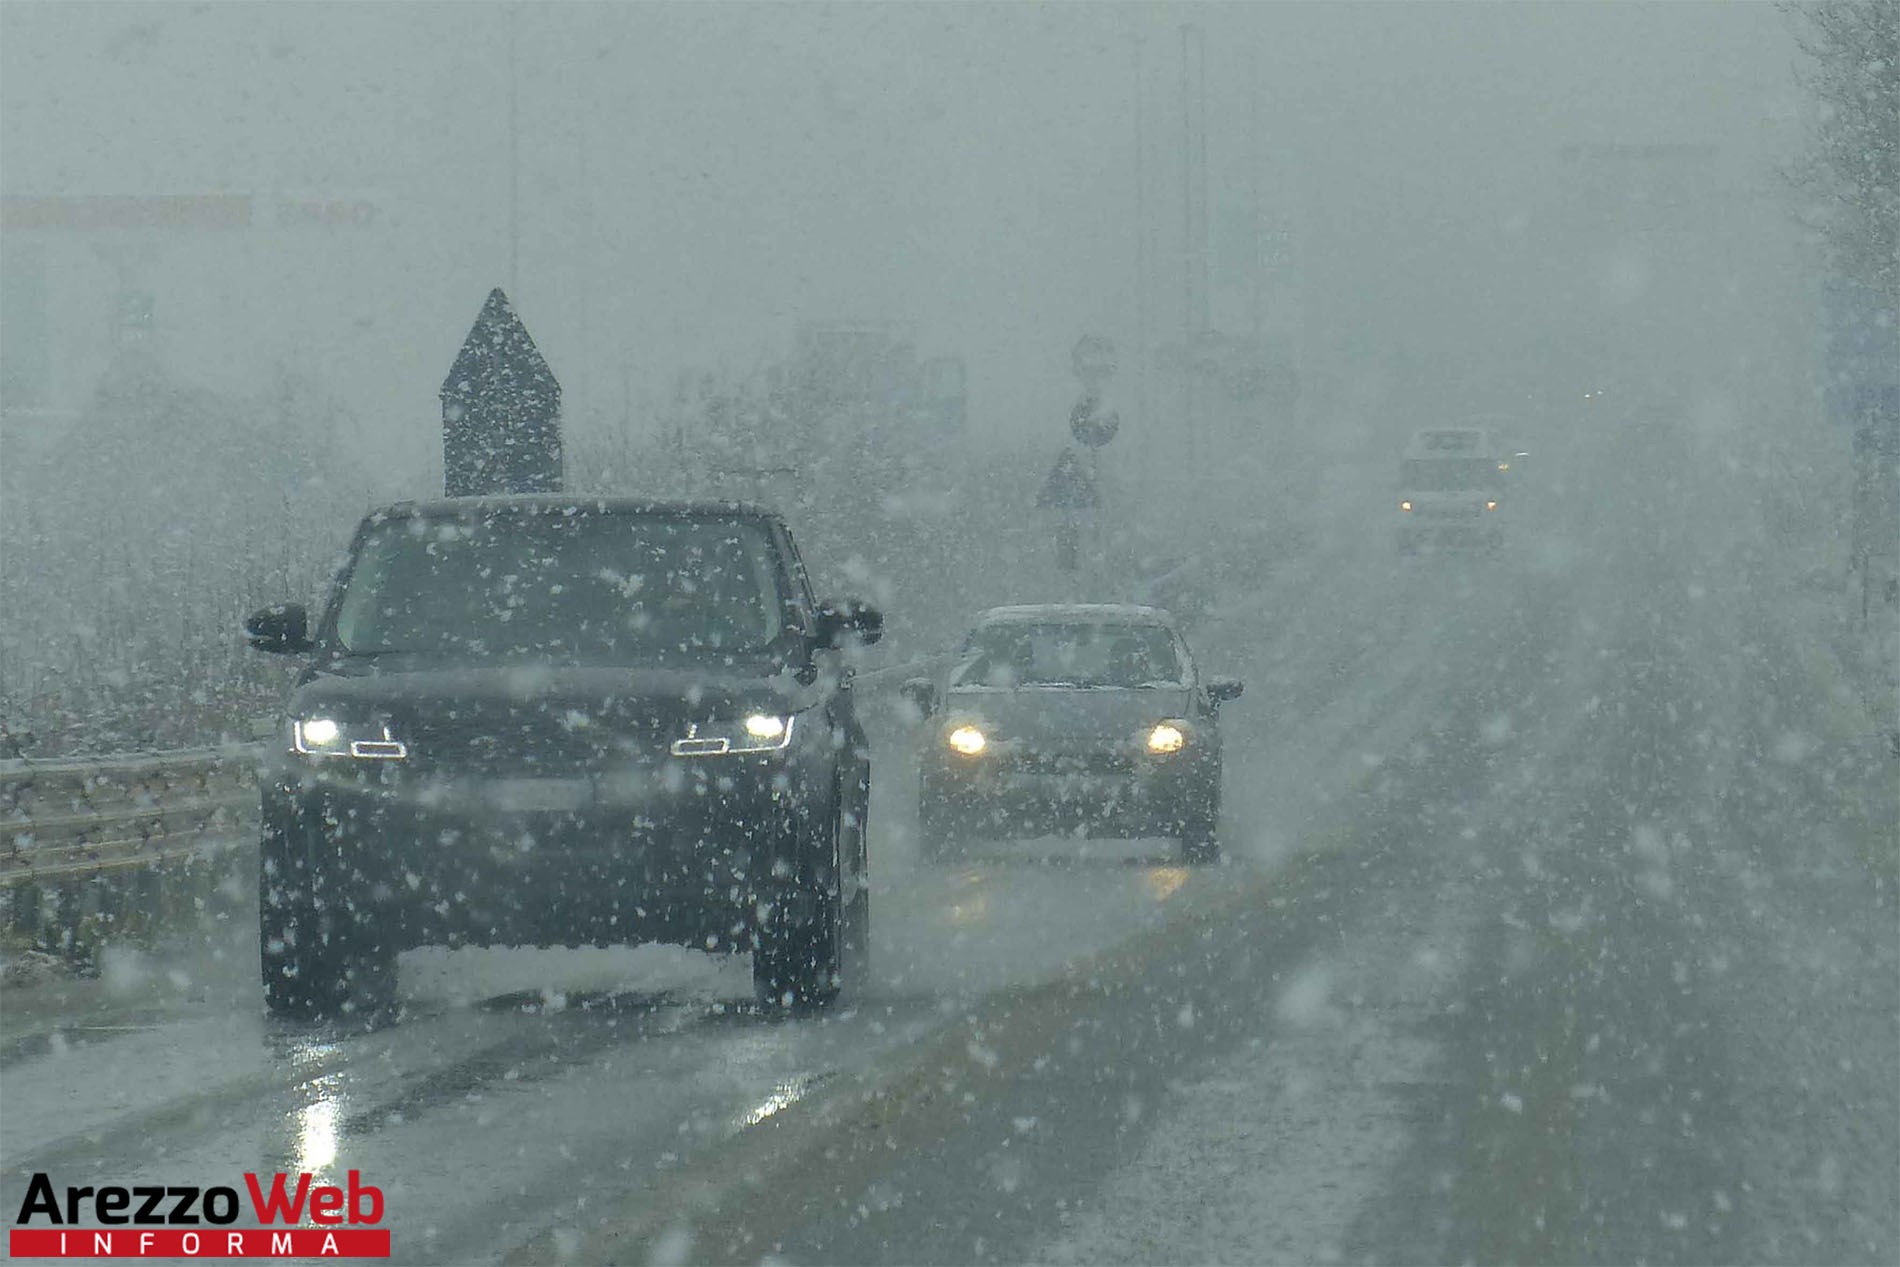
245;603;313;655
816;597;884;647
899;677;937;718
1206;676;1244;707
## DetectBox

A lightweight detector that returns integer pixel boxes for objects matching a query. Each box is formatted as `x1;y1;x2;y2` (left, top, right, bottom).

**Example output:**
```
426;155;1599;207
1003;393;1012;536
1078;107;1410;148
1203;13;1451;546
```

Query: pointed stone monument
441;288;562;496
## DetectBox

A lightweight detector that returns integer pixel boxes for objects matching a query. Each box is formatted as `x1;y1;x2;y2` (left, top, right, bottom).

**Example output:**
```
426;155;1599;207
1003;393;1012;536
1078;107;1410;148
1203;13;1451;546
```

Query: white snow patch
647;1226;695;1267
1772;731;1816;764
1276;964;1338;1029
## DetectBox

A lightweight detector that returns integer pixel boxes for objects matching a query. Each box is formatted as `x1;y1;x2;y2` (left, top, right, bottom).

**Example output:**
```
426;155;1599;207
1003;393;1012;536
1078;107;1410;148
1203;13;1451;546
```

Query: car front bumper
921;751;1215;839
262;752;828;953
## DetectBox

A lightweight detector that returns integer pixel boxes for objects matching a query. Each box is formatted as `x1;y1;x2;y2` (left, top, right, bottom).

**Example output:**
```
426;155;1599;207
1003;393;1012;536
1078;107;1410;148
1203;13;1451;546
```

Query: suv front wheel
259;807;396;1018
753;802;868;1013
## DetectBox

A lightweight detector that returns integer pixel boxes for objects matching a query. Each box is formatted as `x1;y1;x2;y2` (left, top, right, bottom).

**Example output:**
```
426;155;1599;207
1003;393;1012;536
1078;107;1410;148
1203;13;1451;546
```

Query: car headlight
1485;500;1499;511
946;724;987;756
671;714;795;757
1399;500;1414;512
292;717;407;760
1146;722;1186;754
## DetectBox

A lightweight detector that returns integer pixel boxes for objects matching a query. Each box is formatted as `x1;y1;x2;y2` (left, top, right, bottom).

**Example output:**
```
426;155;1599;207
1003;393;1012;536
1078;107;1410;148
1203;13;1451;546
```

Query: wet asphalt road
3;428;1894;1266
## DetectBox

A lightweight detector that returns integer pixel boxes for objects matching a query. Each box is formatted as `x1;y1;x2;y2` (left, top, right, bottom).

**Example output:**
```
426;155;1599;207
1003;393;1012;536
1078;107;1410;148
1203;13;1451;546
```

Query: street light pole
1130;34;1150;463
1180;24;1197;470
508;3;520;298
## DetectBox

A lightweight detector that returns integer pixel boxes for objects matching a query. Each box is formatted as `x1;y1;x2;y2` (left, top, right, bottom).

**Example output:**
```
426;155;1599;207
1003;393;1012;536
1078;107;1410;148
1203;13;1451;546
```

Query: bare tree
1791;0;1899;299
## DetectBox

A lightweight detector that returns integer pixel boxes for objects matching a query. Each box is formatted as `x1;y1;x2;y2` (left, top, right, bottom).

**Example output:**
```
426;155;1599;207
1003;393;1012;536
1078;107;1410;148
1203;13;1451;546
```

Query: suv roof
1406;428;1499;458
369;495;784;521
978;603;1177;627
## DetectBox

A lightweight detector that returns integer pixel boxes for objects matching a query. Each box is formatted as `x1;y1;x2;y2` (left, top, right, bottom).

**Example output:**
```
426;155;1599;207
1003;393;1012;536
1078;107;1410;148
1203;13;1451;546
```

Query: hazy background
0;1;1838;755
2;1;1813;473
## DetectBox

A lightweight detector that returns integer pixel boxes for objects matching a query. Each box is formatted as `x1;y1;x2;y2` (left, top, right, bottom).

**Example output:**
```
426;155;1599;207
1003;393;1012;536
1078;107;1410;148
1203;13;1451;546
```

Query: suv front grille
404;704;672;776
1003;749;1135;776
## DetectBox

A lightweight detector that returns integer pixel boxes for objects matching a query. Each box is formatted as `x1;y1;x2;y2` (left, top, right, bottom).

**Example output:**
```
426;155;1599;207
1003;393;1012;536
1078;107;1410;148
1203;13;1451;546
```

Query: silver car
903;604;1242;865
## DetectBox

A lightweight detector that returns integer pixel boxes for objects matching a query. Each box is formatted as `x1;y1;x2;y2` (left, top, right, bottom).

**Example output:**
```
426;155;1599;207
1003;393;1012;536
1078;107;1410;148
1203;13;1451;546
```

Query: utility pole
508;3;520;298
1249;46;1264;342
1130;34;1150;460
1179;24;1197;470
1194;23;1210;336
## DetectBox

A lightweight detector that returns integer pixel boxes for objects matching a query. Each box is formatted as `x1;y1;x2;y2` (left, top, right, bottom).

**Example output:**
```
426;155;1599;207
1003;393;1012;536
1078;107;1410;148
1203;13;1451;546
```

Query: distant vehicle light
1400;500;1414;512
1485;500;1499;511
1497;462;1510;472
948;725;987;756
1147;723;1186;754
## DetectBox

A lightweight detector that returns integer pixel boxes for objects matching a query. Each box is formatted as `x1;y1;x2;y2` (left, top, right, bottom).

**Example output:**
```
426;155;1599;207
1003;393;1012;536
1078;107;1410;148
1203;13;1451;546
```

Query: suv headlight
292;717;408;760
671;714;796;757
1146;722;1187;755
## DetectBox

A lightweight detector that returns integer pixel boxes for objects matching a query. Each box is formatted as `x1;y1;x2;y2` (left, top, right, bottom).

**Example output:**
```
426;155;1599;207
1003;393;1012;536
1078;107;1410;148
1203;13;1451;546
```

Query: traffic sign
1069;394;1121;447
1072;334;1117;386
1037;446;1099;509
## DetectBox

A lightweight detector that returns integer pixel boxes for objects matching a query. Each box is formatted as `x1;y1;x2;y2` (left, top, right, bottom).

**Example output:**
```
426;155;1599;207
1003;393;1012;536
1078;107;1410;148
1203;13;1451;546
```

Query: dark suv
244;498;882;1017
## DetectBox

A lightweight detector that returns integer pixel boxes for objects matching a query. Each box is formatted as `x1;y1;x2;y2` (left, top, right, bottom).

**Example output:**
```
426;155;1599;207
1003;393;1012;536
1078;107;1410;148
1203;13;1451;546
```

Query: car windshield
950;621;1186;689
331;513;784;662
1400;458;1506;491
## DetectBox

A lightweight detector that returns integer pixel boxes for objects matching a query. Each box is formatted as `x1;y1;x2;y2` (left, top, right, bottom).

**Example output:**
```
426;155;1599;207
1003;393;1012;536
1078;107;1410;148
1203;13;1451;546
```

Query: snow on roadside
1036;887;1472;1266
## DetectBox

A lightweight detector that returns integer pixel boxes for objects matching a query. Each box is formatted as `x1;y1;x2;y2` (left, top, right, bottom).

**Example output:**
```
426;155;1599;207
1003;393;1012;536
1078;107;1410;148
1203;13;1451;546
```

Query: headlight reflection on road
738;1078;810;1128
293;1083;344;1175
1144;867;1189;902
948;892;992;925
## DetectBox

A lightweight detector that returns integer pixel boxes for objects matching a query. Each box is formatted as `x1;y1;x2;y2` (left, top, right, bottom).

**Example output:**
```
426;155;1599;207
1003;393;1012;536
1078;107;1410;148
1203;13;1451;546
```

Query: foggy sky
1;2;1811;479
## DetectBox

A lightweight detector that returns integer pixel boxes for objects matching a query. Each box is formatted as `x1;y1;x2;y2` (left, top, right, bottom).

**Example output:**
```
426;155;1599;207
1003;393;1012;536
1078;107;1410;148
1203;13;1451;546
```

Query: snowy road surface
2;430;1894;1265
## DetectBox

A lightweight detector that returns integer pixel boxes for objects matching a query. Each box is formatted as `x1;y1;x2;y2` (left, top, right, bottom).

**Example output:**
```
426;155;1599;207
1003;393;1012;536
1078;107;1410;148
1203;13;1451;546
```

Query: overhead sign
1072;334;1117;386
1069;394;1121;447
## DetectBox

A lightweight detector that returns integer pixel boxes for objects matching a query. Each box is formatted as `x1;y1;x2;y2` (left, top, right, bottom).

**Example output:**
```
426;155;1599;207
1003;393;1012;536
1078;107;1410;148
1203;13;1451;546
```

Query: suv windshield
1401;458;1505;491
331;512;785;663
951;622;1186;689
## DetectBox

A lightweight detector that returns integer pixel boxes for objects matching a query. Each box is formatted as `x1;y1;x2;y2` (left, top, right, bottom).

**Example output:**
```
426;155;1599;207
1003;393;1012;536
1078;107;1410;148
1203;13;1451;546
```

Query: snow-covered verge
1037;894;1469;1267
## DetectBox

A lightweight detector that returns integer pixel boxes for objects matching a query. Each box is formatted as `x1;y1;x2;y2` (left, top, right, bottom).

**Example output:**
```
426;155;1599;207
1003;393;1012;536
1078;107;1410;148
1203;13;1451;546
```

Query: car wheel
841;887;871;998
917;783;954;863
1173;780;1222;866
259;818;395;1019
260;886;394;1018
754;807;848;1013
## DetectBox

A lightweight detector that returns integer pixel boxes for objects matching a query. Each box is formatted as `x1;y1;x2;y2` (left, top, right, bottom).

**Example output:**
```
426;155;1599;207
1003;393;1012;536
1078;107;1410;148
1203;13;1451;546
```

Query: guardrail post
2;879;35;937
51;879;82;964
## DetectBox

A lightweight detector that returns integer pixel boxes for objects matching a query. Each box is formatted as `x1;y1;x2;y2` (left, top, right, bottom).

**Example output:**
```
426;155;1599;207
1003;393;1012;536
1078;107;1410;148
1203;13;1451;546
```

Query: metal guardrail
1;746;262;889
0;654;949;892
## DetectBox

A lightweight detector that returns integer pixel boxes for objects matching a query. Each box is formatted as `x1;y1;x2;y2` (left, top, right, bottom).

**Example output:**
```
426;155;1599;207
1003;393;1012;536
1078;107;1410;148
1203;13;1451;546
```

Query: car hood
295;661;807;718
941;686;1193;746
1401;490;1497;506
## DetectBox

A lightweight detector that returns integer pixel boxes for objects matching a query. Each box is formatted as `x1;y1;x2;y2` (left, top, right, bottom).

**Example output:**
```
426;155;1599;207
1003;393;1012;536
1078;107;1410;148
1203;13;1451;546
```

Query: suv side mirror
899;677;937;718
816;597;884;647
1206;676;1244;707
245;603;313;655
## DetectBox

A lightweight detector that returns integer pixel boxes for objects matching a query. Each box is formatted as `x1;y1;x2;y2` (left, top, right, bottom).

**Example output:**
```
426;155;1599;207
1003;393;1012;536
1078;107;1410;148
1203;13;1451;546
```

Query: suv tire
1174;782;1222;866
754;806;855;1013
260;822;396;1019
